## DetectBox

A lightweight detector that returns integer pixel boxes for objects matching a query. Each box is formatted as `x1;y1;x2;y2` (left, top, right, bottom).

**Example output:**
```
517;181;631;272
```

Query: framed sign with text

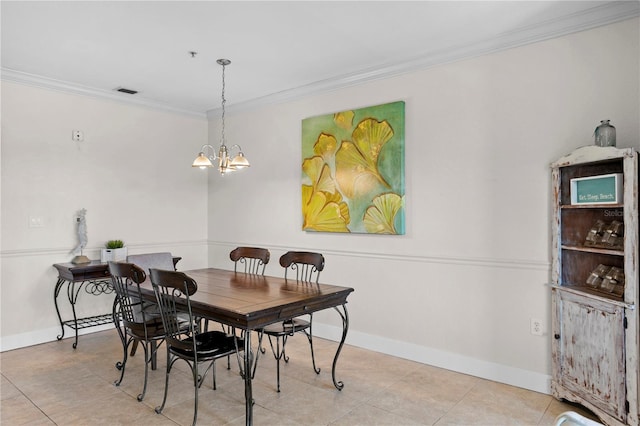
571;173;623;205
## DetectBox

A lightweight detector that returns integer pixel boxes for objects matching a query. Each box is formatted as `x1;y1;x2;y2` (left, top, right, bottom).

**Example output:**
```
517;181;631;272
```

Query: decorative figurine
71;208;90;264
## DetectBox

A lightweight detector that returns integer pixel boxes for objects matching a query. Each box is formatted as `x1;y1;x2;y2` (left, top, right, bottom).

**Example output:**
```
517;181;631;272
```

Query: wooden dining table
139;267;354;425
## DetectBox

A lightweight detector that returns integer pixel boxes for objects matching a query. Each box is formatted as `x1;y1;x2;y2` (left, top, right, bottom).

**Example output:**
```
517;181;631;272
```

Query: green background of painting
301;100;405;234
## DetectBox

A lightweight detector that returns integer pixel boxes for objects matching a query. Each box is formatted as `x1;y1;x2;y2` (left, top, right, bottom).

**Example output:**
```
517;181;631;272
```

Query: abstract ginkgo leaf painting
301;101;405;234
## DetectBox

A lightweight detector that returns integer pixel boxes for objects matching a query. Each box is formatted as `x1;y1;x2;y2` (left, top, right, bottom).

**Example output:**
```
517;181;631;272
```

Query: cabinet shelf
561;244;624;256
551;284;630;308
560;203;624;209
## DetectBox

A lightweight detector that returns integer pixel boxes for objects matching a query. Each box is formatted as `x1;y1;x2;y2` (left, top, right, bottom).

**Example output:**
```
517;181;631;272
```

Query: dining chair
108;261;167;402
230;246;270;275
260;251;324;392
124;252;179;357
150;268;244;426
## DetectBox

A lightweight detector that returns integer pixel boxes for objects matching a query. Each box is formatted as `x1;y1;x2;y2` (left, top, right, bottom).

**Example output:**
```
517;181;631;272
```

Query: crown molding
220;1;639;115
3;1;637;119
1;68;207;119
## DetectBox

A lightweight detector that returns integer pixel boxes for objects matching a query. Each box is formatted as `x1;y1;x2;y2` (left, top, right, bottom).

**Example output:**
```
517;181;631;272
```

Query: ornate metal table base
54;277;114;348
53;261;115;349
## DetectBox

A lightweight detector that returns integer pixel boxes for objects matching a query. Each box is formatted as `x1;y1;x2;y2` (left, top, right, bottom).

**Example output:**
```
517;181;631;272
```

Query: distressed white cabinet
551;146;639;426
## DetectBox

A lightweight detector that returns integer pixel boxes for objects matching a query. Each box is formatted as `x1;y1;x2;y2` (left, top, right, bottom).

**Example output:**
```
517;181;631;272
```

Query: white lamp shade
230;152;250;169
192;152;213;168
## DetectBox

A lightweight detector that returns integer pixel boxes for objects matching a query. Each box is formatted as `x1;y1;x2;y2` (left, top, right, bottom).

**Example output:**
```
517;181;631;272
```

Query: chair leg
114;336;132;385
155;349;174;415
137;340;151;401
212;360;217;390
192;361;199;426
224;326;234;370
258;330;266;354
112;298;132;374
251;331;262;379
267;334;288;392
304;326;321;375
150;341;158;370
130;340;139;356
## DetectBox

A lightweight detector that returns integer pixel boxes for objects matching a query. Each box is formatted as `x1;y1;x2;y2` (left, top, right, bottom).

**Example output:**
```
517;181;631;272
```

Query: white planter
101;247;128;263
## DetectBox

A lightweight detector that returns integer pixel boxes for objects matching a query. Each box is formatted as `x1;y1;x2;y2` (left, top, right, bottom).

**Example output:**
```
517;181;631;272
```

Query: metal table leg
244;330;254;425
67;280;83;349
332;304;349;390
54;278;67;341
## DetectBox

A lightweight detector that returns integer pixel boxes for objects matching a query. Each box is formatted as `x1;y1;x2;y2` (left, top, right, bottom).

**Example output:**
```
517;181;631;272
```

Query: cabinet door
558;291;627;422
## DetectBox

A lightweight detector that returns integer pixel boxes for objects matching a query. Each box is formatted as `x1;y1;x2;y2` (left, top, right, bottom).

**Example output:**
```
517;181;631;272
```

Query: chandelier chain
220;62;226;146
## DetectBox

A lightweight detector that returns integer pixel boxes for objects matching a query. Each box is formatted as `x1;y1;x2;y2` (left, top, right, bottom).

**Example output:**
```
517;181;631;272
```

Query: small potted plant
101;239;127;262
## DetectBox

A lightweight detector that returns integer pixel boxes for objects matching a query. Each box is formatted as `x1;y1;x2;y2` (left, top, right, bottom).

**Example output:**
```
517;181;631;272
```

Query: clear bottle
594;120;616;147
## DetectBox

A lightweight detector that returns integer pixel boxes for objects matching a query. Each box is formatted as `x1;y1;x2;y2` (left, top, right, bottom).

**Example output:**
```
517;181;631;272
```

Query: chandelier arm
201;144;218;160
228;144;243;154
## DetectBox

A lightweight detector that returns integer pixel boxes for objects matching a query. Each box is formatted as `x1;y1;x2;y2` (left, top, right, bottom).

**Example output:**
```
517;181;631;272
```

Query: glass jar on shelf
594;120;616;147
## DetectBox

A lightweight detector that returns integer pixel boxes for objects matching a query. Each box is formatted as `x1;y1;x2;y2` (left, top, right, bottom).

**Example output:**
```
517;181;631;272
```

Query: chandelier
192;59;250;174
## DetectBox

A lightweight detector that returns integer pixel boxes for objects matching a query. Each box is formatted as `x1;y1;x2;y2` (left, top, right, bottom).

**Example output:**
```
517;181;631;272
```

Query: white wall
206;18;640;393
0;83;209;350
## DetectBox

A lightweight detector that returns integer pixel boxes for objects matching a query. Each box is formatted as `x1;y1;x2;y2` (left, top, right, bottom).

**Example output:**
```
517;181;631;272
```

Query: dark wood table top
53;260;112;281
138;268;354;330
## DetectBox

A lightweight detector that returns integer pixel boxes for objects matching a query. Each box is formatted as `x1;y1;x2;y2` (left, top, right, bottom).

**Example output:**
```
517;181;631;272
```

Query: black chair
260;251;324;392
230;246;270;275
150;268;243;426
124;252;179;357
109;261;166;402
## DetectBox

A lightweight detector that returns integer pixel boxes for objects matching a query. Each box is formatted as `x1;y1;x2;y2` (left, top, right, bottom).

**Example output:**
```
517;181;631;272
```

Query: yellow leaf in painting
324;191;350;225
313;133;338;158
302;184;314;208
333;110;355;130
363;193;403;234
302;156;335;194
335;118;394;198
302;186;350;232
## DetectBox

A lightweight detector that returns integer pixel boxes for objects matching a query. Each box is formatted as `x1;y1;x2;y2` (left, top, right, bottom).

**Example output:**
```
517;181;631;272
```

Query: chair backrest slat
230;247;270;275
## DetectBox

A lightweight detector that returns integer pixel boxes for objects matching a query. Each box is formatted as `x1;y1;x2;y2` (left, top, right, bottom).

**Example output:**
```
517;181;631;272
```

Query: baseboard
312;322;551;395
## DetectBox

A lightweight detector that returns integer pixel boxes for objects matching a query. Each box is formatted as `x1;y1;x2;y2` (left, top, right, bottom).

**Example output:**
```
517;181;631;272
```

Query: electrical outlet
530;318;543;336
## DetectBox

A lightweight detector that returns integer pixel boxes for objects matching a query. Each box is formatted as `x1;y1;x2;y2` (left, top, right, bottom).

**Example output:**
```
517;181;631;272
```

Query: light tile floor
1;330;599;425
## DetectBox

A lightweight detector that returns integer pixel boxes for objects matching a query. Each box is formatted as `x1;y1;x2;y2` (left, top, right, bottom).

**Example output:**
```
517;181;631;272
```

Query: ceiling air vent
114;87;138;95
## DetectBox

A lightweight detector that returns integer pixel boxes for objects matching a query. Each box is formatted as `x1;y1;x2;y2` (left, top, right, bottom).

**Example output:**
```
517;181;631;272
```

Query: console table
52;258;180;349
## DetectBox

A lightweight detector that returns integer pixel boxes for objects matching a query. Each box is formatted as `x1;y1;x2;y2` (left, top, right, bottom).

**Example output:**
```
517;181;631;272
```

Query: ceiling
2;1;638;116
